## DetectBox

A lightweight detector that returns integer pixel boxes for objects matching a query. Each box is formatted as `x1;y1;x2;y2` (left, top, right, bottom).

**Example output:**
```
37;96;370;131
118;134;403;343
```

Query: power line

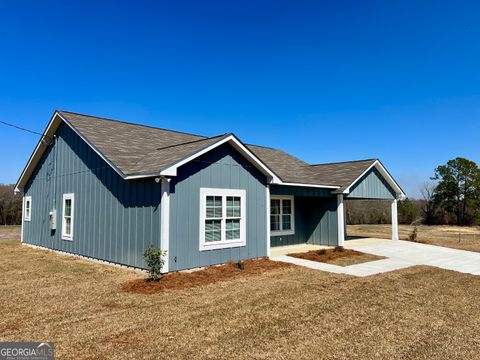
0;120;53;144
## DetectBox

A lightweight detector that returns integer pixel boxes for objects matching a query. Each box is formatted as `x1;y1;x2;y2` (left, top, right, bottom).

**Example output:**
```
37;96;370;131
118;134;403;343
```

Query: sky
0;0;479;198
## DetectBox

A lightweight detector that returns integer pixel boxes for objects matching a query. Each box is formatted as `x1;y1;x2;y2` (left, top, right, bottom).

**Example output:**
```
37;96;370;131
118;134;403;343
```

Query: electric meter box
49;209;57;231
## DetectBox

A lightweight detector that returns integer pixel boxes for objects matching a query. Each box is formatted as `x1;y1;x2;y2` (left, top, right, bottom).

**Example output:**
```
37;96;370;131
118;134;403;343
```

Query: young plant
143;243;167;281
234;260;245;270
318;248;327;255
408;226;418;242
334;246;345;252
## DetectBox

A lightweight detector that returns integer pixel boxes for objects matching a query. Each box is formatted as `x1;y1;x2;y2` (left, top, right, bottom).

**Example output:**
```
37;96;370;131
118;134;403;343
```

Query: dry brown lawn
2;227;480;359
348;224;480;252
288;248;385;266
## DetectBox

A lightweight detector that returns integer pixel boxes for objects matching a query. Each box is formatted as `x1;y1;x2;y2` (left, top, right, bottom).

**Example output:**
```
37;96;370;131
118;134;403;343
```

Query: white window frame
270;195;295;236
199;188;246;251
24;196;32;222
62;193;75;241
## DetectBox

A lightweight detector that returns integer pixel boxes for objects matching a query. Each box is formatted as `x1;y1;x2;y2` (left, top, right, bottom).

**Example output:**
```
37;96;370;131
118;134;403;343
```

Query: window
270;196;294;235
24;196;32;221
62;193;75;241
199;188;246;251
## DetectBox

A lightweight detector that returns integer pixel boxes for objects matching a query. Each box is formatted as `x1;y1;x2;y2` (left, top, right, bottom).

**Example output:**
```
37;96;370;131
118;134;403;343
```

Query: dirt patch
288;248;385;266
122;258;294;294
0;226;20;241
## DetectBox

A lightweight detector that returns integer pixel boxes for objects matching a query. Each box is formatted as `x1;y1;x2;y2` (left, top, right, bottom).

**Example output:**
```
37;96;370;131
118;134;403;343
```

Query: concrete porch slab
270;243;330;257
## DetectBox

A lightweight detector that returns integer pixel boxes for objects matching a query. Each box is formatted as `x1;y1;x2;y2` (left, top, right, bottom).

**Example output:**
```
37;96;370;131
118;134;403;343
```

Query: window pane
65;217;71;235
282;214;291;231
64;199;72;217
205;220;221;242
227;196;241;217
270;215;280;231
226;219;240;240
271;199;280;215
282;199;291;214
206;196;222;218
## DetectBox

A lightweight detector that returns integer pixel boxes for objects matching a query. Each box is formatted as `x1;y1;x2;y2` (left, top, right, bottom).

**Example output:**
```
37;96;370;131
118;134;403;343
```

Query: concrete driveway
345;238;480;276
272;238;480;277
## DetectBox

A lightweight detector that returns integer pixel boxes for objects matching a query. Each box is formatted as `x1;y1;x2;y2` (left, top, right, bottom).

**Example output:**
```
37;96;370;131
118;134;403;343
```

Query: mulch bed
288;248;385;267
122;258;294;294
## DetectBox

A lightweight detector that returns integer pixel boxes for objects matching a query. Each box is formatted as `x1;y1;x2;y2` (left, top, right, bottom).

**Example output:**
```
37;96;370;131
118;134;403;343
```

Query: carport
335;162;404;246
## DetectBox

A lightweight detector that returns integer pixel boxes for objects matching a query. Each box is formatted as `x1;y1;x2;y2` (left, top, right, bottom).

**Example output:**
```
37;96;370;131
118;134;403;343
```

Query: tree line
347;157;480;226
0;184;22;225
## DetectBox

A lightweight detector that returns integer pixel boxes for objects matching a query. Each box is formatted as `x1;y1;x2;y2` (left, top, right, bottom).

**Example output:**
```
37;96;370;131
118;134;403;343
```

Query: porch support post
160;177;171;272
266;185;271;257
391;198;399;241
337;194;345;246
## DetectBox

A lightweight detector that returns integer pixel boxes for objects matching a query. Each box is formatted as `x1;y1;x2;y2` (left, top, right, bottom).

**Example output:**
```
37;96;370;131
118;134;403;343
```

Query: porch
267;164;403;256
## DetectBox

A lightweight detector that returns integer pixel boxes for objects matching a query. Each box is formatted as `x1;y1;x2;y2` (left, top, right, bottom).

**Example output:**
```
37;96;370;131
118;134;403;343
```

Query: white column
337;194;345;247
160;178;171;272
266;185;271;257
391;199;399;241
20;195;25;243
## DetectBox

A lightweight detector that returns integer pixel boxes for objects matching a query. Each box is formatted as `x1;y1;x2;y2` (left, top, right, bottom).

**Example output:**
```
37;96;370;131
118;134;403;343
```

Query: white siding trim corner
160;177;171;272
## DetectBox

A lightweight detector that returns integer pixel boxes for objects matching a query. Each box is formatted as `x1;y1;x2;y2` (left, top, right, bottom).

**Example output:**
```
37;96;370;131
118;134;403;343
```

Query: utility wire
0;120;53;144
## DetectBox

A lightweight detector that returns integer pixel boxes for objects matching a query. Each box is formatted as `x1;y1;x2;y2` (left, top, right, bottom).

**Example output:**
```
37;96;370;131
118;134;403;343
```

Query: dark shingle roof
58;110;377;189
309;159;377;191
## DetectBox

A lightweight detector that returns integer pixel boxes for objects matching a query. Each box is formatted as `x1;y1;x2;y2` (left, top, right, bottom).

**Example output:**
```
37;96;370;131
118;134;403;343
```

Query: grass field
348;224;480;252
2;227;480;359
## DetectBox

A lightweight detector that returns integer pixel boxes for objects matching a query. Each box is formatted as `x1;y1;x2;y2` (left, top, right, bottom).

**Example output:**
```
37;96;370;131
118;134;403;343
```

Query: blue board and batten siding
269;185;338;247
346;167;397;200
22;121;398;271
23;123;162;268
169;143;268;271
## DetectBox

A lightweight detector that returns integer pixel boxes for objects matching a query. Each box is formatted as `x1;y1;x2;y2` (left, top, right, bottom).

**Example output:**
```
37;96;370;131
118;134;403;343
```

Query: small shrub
318;248;327;255
409;226;418;242
234;260;244;270
143;243;167;281
334;246;345;252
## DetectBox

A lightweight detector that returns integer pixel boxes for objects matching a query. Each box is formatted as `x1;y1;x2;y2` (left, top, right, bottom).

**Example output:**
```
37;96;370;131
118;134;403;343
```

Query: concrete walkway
271;238;480;277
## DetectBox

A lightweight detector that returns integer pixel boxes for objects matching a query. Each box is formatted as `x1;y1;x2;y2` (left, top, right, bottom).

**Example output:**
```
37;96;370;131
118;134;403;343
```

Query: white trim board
277;182;340;189
160;177;170;272
198;187;247;251
61;193;75;241
15;111;126;192
160;134;282;184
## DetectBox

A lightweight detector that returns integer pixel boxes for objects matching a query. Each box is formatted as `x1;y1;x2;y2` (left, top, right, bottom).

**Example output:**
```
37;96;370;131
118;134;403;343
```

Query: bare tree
420;181;437;224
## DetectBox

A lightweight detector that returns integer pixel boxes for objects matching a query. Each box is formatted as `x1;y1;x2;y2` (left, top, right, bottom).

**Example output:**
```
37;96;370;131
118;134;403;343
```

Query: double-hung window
62;193;75;241
270;196;294;235
24;196;32;221
200;188;246;251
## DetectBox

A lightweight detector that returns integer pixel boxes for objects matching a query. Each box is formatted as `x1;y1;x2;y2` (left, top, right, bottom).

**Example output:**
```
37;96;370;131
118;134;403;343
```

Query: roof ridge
245;143;277;151
154;134;226;151
310;158;377;167
57;109;208;139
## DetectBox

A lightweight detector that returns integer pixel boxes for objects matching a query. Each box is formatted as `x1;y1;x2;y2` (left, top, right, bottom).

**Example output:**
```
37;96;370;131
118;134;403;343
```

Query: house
15;110;405;272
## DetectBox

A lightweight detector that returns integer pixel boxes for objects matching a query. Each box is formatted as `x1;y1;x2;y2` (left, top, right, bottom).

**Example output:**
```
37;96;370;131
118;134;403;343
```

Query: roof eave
15;111;128;193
